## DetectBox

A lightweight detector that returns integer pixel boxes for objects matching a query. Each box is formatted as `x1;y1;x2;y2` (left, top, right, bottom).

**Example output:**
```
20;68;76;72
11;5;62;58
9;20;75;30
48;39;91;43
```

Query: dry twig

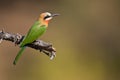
0;30;56;59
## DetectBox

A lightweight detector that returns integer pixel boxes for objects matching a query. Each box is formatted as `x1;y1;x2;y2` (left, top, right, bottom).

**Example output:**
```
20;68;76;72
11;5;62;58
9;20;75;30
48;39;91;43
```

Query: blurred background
0;0;120;80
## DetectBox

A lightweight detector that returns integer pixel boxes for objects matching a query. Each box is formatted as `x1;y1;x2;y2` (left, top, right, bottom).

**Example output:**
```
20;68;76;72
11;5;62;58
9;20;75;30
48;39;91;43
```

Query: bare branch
0;30;56;59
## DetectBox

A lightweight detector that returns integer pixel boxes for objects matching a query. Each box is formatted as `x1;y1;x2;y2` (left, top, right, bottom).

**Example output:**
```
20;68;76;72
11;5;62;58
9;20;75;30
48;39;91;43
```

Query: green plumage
13;21;47;65
13;47;26;65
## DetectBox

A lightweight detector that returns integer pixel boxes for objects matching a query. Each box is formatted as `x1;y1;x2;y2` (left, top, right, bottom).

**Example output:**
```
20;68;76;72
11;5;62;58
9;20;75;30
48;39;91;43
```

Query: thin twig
0;30;56;59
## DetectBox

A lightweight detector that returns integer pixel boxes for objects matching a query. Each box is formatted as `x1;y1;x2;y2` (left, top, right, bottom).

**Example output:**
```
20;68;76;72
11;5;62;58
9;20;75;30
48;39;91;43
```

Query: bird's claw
14;33;22;46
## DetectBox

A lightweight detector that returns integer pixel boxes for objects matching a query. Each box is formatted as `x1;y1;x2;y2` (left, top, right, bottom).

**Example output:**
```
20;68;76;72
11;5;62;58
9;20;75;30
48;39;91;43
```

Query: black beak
51;13;60;17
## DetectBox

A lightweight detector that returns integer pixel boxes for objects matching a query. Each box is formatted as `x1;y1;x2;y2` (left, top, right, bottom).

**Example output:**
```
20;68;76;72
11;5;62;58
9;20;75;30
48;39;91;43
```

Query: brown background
0;0;120;80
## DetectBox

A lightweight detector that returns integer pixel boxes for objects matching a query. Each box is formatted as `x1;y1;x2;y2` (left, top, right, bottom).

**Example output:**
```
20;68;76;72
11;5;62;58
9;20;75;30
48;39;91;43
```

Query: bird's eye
44;15;51;20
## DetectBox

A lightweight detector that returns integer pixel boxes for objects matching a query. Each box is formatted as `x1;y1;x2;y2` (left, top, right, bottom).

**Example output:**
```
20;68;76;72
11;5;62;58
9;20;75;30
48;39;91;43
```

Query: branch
0;30;56;59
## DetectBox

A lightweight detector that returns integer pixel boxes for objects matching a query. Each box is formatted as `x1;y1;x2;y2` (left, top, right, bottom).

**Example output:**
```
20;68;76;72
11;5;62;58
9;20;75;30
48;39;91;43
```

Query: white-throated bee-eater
13;12;59;65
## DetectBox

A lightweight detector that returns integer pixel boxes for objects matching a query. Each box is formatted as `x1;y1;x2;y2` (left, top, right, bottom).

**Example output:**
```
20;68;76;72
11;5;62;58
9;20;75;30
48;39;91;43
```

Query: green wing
20;21;46;47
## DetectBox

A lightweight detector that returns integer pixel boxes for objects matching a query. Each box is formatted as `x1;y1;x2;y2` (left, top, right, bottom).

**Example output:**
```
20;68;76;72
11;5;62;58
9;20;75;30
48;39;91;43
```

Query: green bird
13;12;59;65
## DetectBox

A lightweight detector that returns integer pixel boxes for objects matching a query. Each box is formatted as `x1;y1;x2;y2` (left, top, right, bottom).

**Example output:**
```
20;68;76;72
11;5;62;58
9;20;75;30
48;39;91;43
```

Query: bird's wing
20;21;46;47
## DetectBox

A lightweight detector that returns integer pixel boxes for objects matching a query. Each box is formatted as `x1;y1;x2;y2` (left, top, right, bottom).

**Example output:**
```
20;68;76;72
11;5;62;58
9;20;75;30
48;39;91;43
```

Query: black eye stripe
44;15;51;20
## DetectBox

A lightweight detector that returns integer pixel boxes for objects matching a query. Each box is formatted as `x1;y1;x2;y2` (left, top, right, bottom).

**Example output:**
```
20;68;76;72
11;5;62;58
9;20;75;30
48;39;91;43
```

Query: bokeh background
0;0;120;80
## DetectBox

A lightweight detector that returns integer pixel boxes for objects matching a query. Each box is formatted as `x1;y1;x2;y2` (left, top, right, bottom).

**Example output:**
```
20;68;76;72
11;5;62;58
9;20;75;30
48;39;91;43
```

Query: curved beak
51;13;60;17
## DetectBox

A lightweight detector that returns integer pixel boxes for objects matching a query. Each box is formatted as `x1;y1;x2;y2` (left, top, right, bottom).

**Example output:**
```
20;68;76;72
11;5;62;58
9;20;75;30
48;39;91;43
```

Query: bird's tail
13;47;26;65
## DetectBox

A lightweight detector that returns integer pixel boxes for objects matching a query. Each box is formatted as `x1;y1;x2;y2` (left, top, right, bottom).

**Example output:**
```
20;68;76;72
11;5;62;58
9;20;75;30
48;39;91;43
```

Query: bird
13;12;59;65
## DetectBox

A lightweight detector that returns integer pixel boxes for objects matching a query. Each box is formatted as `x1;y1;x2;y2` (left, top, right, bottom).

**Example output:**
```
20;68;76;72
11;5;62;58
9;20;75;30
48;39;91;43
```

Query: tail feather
13;47;26;65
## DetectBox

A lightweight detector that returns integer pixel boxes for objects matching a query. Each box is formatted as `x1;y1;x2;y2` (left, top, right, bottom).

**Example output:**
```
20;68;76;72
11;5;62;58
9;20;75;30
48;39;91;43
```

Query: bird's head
39;12;59;26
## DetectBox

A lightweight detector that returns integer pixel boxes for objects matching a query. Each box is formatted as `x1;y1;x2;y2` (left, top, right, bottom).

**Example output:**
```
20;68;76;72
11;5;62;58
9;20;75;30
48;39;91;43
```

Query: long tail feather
13;47;26;65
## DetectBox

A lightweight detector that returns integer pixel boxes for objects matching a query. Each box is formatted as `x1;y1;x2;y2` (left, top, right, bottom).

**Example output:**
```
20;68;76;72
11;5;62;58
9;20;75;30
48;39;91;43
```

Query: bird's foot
14;33;22;46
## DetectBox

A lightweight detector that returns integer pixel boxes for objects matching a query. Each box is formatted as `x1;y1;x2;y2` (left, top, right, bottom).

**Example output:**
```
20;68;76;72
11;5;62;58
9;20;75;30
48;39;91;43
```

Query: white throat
45;17;52;21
